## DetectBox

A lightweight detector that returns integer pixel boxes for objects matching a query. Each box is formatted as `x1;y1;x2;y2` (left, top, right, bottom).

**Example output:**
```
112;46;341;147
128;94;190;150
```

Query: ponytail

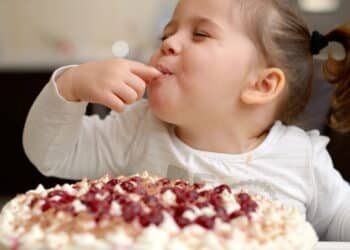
322;24;350;133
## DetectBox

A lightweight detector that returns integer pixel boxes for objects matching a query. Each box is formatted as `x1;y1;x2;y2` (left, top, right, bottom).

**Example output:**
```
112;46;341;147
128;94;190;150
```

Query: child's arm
307;133;350;241
23;59;161;180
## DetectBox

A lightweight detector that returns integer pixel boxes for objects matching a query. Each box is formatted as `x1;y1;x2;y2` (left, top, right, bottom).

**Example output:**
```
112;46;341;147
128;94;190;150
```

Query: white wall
0;0;178;68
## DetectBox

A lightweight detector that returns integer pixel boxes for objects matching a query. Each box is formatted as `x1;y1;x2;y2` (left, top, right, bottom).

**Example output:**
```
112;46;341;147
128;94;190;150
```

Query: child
23;0;350;241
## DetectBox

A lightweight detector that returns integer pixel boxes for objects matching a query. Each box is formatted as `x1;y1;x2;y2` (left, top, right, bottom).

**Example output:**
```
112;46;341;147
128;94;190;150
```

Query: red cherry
114;194;131;205
237;193;250;202
174;216;191;228
209;193;223;208
240;200;258;213
214;184;231;194
142;195;160;208
129;176;143;184
174;205;191;217
47;190;75;204
103;179;120;192
199;190;210;197
47;190;65;198
121;181;136;193
175;191;187;204
185;190;199;202
139;210;164;227
229;210;245;220
156;178;171;186
215;206;229;222
122;202;141;222
195;216;215;229
174;180;189;189
195;201;210;209
193;183;205;189
89;185;100;194
42;200;55;211
29;197;40;208
106;179;120;186
134;186;147;195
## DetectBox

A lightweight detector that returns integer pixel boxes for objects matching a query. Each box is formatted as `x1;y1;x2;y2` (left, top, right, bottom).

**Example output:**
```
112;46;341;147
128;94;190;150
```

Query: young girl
23;0;350;241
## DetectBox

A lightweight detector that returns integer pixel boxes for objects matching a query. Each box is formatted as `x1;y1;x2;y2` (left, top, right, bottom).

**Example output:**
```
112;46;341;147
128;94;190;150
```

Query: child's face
148;0;260;126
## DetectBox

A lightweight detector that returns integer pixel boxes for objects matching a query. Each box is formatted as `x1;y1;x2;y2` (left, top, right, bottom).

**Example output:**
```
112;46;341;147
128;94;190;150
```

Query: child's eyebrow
195;17;224;31
163;16;224;32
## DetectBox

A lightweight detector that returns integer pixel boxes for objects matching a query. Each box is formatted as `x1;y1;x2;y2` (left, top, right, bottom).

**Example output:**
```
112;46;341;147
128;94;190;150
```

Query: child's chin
149;99;175;124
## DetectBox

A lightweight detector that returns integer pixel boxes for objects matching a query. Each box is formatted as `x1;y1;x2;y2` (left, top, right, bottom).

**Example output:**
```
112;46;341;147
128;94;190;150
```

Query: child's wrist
56;68;80;102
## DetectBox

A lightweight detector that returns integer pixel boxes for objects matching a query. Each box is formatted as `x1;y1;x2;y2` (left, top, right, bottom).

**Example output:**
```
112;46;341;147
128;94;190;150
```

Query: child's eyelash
159;32;209;42
194;32;209;37
160;35;168;41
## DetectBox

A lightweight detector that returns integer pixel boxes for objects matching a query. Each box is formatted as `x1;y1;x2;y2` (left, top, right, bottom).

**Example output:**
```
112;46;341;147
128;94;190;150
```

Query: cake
0;172;318;250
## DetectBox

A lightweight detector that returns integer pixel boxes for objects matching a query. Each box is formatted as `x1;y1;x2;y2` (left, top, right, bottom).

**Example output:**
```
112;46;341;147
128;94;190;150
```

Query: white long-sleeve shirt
23;67;350;241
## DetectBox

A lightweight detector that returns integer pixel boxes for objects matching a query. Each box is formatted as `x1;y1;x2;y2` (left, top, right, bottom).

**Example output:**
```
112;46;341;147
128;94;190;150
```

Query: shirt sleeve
307;131;350;241
23;66;149;180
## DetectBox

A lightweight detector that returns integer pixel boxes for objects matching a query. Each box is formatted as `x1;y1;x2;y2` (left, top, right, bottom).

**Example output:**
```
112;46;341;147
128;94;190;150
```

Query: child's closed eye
159;31;210;42
160;35;168;42
194;32;209;37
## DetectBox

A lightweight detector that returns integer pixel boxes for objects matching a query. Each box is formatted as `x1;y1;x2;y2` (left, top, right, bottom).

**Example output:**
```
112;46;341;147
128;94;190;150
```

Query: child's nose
161;37;181;56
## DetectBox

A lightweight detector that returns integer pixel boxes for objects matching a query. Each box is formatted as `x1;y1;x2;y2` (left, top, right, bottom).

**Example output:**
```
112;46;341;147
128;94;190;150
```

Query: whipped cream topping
0;173;318;250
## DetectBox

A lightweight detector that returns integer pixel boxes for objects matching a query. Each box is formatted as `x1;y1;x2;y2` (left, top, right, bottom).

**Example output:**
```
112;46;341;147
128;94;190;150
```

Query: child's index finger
130;61;162;81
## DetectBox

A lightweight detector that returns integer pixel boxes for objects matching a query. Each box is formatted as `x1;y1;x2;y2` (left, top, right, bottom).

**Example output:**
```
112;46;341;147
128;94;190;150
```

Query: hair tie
310;31;329;55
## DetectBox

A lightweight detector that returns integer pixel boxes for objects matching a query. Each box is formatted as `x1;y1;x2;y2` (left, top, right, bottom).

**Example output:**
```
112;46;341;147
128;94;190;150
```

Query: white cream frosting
0;175;318;250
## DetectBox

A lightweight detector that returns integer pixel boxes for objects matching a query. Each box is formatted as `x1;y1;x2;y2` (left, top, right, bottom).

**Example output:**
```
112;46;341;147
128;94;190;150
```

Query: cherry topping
209;193;223;208
236;192;258;214
142;195;160;208
215;206;229;222
29;197;39;208
47;190;75;203
103;179;120;192
106;179;120;186
38;175;259;230
193;183;205;189
139;209;164;227
185;190;199;203
195;201;210;209
229;210;245;220
121;181;136;193
174;205;191;217
237;193;250;202
156;178;171;185
129;176;143;184
175;180;189;189
195;216;215;229
42;200;56;212
122;202;141;222
175;216;191;228
199;190;210;197
113;194;131;205
214;184;231;194
134;186;147;195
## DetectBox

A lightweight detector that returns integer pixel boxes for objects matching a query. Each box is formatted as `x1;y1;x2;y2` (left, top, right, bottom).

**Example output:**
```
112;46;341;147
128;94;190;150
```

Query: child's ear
240;68;286;105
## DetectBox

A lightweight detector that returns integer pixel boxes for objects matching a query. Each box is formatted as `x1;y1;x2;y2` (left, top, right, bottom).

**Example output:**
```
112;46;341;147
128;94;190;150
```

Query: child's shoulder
271;121;330;151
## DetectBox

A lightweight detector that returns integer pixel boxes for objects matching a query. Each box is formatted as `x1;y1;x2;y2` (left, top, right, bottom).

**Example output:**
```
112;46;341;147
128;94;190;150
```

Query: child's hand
56;59;162;112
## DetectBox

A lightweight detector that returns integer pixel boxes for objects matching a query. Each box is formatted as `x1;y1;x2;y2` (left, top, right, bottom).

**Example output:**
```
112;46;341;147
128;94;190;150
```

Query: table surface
316;242;350;249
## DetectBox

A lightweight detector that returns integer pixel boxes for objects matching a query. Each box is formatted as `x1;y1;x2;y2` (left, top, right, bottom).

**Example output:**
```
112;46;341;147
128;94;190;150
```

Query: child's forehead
172;0;242;26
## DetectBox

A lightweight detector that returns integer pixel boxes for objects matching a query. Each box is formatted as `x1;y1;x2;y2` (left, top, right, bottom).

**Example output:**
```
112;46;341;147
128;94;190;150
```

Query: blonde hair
237;0;350;133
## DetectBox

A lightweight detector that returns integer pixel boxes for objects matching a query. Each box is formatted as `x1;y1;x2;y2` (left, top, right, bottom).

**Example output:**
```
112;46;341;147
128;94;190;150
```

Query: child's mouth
152;64;174;82
156;64;174;76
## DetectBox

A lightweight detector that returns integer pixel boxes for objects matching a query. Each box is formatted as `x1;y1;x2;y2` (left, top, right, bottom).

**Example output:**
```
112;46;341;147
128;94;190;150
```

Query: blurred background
0;0;349;207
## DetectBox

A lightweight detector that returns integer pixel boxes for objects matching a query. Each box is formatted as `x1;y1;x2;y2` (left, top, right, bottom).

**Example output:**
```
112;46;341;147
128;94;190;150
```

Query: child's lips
151;64;174;83
155;64;174;75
